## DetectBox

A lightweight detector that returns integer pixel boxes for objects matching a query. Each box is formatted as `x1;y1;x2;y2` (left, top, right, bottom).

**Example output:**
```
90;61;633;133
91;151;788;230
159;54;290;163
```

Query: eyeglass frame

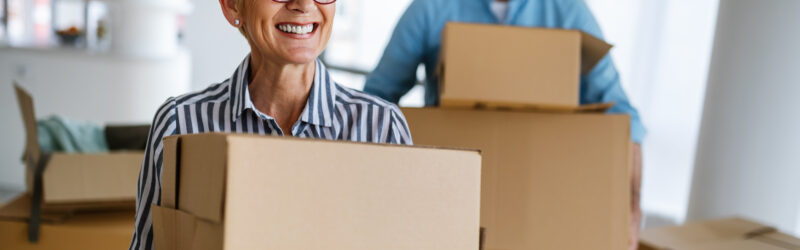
271;0;336;5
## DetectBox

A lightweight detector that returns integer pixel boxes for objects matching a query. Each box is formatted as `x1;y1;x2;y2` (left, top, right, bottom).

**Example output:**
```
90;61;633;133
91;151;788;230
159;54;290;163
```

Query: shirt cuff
631;117;646;144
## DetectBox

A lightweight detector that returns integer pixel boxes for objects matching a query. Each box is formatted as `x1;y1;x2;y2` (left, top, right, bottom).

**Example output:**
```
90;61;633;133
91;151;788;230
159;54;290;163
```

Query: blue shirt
364;0;646;143
129;55;413;250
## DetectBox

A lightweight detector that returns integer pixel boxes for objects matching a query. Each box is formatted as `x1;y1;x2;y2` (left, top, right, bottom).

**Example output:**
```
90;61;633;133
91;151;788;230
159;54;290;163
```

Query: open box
0;194;134;250
153;133;482;250
14;84;142;211
639;217;800;250
438;22;613;111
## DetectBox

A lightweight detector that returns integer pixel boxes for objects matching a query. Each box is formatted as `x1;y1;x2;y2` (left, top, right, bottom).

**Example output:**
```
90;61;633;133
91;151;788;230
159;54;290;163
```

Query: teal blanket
37;116;108;153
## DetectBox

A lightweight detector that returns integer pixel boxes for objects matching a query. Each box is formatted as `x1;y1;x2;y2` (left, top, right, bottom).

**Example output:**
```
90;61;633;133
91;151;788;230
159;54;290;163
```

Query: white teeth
278;24;314;34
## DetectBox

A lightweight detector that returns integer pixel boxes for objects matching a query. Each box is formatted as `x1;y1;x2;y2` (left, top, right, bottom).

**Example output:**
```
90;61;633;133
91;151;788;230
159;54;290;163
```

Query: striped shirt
129;55;413;250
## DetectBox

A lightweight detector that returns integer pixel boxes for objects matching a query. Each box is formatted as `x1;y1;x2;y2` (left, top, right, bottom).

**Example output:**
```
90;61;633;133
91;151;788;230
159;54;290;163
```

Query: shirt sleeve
363;0;431;103
386;105;414;145
129;97;177;250
557;0;647;143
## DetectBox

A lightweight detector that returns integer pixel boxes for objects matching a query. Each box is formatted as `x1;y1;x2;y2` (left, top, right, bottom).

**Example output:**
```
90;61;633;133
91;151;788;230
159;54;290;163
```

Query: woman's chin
277;50;319;65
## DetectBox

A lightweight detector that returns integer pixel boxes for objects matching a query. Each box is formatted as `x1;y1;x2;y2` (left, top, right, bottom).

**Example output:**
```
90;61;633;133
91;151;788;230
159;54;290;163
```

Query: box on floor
153;133;482;250
0;194;134;250
639;217;800;250
14;84;142;211
402;107;631;250
438;22;612;110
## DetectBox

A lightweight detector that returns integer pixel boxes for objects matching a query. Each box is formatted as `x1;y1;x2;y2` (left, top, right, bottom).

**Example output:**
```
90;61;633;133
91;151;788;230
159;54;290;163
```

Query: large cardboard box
438;22;612;110
0;194;134;250
14;85;142;210
402;108;630;250
153;133;482;250
639;217;800;250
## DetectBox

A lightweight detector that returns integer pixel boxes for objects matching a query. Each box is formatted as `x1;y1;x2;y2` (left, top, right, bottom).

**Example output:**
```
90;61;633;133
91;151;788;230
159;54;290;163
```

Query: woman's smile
275;22;319;39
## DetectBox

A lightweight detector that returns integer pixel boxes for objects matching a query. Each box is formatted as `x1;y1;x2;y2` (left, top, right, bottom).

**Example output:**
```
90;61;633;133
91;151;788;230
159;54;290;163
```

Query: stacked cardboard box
639;217;800;250
438;22;613;110
0;85;142;249
402;22;632;250
14;85;142;210
152;133;482;249
0;194;134;250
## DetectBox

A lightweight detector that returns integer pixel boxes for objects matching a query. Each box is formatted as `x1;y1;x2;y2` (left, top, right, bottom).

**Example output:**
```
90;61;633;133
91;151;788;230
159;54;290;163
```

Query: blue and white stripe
129;55;413;250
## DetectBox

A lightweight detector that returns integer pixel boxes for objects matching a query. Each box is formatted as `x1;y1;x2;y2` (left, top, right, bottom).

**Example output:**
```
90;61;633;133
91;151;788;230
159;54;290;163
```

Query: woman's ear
219;0;242;27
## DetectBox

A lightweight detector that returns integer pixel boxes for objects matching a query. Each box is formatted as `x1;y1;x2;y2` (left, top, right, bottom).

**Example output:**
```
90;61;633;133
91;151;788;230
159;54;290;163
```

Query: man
364;0;645;249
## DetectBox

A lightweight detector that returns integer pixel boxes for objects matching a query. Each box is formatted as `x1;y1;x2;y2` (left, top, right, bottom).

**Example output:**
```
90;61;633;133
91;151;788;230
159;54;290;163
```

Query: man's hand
629;143;643;250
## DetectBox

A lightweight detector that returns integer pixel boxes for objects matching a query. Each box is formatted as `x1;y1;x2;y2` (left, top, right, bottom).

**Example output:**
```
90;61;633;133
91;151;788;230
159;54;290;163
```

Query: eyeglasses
272;0;336;4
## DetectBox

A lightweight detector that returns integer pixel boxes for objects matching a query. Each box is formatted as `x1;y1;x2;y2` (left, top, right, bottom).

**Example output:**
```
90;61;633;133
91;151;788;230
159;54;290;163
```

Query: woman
129;0;413;249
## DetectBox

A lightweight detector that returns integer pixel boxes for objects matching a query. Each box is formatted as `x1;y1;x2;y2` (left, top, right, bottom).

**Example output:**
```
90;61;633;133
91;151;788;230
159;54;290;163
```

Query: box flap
161;137;180;209
0;209;134;250
14;83;41;193
151;205;198;250
439;100;615;113
42;152;142;205
175;134;229;223
756;231;800;249
579;32;613;75
638;217;800;249
681;239;788;250
41;200;135;213
193;218;223;250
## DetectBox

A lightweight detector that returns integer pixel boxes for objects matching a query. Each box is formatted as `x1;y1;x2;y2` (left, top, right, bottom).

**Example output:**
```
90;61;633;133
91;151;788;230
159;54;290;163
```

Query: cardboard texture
438;22;613;110
0;194;69;223
154;133;482;250
0;194;134;250
402;108;631;250
14;84;142;210
639;217;800;250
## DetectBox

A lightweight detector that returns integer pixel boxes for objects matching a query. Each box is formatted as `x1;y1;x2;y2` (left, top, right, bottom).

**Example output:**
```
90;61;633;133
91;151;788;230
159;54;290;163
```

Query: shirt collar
229;54;337;128
483;0;526;23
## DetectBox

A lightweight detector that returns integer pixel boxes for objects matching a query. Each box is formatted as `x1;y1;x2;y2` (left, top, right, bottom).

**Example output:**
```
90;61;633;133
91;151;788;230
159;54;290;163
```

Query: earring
235;19;240;26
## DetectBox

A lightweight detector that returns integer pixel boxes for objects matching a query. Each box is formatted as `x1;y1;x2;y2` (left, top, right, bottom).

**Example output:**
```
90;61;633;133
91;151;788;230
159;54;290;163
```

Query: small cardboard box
14;84;142;210
0;194;135;250
438;22;612;110
639;217;800;250
153;133;482;250
402;108;631;250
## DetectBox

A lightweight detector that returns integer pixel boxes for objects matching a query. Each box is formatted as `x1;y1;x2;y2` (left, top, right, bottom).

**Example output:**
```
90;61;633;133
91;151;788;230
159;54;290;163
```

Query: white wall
179;0;425;101
586;0;719;226
183;0;250;90
0;48;191;190
689;0;800;235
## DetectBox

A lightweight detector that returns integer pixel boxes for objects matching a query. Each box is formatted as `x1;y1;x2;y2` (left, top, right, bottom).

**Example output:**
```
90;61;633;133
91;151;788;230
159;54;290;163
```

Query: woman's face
239;0;335;65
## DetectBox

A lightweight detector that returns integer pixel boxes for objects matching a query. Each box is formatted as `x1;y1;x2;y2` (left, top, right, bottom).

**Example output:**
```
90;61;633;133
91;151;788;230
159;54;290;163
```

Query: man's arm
363;0;431;103
558;0;647;143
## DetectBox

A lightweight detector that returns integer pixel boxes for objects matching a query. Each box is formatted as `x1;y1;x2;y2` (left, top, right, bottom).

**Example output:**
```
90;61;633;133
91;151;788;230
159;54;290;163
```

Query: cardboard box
402;108;630;250
14;85;142;210
438;22;612;110
639;217;800;250
153;133;482;250
0;194;135;250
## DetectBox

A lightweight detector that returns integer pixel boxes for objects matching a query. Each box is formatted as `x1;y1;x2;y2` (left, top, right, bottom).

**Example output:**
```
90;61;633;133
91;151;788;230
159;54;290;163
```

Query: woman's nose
286;0;316;14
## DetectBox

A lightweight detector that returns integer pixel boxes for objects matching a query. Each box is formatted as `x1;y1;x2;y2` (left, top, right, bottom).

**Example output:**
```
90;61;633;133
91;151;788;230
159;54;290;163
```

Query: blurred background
1;0;798;236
